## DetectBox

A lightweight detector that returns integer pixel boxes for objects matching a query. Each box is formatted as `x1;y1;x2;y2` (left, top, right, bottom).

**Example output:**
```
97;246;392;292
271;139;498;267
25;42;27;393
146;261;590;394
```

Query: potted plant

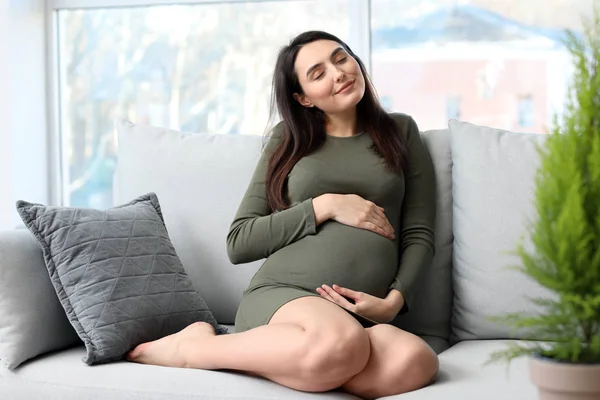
489;8;600;400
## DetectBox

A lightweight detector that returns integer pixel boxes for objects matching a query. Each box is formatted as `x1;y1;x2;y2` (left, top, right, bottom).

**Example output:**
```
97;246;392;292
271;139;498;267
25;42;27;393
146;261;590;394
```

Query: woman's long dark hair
265;30;408;211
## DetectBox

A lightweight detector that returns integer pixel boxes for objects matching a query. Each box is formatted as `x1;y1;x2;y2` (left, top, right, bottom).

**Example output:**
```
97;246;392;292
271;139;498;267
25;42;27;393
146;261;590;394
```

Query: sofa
0;118;553;399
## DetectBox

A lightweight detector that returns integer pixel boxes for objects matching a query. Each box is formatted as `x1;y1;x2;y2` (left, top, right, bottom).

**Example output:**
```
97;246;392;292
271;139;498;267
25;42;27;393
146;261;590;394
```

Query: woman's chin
343;89;366;108
323;94;364;114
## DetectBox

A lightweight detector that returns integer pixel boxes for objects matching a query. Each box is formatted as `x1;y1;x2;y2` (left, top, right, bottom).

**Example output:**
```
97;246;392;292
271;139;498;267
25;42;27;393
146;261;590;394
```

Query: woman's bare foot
126;322;216;368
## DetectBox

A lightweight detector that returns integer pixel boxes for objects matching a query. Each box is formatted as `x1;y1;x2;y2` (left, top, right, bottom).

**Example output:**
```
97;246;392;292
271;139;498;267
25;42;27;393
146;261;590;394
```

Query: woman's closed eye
313;59;346;80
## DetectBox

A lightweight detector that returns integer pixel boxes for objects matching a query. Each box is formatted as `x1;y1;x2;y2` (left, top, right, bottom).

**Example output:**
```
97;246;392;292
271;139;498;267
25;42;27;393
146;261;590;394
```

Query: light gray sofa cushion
392;129;453;352
16;193;226;366
449;119;554;342
0;229;80;369
384;340;537;399
114;120;266;324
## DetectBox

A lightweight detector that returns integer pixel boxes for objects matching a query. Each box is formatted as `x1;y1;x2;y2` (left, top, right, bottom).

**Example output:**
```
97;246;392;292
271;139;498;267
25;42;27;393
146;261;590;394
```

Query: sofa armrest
0;229;80;369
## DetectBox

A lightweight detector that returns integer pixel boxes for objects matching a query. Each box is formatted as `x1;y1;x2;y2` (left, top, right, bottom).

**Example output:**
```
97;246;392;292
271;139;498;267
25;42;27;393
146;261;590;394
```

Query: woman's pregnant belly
249;221;399;299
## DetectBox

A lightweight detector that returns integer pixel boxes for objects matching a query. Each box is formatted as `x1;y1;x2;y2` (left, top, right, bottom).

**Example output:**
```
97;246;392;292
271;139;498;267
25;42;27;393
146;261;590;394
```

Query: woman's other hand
316;284;401;323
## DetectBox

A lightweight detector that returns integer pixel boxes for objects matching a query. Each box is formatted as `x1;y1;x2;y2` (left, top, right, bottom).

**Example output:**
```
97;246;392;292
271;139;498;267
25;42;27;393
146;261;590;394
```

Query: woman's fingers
316;287;334;302
359;202;394;239
332;284;363;301
319;285;355;312
369;212;395;239
372;206;395;237
332;195;395;240
360;216;394;239
360;221;390;239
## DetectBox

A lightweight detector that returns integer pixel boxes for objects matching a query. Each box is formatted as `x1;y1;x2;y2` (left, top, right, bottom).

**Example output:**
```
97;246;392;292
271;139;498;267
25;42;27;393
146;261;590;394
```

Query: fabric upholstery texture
449;119;554;342
16;193;226;366
0;229;80;369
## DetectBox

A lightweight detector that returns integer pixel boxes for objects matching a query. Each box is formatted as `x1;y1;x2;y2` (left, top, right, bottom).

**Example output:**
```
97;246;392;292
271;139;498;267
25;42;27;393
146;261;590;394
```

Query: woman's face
293;39;365;115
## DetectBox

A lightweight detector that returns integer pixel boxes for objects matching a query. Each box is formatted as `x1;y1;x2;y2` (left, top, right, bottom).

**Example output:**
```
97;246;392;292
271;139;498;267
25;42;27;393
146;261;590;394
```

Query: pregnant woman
128;30;438;399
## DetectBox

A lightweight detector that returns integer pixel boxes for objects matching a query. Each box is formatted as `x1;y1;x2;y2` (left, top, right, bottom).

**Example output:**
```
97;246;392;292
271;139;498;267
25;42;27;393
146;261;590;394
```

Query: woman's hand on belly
316;284;401;323
320;194;395;240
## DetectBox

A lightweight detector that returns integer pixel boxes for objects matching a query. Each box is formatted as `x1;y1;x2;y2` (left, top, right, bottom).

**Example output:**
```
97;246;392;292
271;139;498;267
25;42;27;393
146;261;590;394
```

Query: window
518;95;534;127
51;0;592;208
370;0;586;132
56;1;352;208
446;95;461;120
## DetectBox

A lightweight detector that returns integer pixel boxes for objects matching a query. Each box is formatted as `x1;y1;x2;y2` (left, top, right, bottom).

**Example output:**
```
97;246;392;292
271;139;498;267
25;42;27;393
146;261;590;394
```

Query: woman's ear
293;93;314;108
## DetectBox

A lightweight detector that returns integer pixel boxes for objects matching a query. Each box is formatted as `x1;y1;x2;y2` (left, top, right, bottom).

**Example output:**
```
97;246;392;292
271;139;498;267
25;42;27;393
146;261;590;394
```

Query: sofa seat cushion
0;325;359;400
382;340;537;399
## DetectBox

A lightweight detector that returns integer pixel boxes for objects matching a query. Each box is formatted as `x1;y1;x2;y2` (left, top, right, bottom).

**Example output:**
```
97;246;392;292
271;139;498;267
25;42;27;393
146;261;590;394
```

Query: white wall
0;0;14;230
0;0;47;230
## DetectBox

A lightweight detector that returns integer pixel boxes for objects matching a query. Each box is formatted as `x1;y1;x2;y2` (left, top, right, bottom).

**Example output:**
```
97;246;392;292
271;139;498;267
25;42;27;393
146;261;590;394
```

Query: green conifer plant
490;9;600;365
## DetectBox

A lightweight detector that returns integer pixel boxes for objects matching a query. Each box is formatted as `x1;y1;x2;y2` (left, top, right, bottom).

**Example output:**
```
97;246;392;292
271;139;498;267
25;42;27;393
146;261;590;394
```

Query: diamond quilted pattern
16;193;227;366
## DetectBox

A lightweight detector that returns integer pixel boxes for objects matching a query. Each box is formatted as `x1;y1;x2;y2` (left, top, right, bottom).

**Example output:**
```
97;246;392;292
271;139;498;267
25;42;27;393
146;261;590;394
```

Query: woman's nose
334;68;346;82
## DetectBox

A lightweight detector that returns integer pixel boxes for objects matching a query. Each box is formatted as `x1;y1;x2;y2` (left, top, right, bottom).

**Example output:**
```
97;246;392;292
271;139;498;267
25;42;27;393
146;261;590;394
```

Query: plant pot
529;355;600;400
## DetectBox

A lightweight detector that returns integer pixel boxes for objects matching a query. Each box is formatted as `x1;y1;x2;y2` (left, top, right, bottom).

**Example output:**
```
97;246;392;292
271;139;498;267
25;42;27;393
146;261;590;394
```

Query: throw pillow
16;192;227;366
0;229;81;369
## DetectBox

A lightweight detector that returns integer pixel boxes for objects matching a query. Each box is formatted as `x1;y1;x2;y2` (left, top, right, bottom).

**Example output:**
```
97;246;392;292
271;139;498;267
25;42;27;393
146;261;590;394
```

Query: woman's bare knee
383;344;439;393
269;297;370;390
408;344;439;389
299;324;371;389
375;325;438;392
342;324;438;398
387;339;439;393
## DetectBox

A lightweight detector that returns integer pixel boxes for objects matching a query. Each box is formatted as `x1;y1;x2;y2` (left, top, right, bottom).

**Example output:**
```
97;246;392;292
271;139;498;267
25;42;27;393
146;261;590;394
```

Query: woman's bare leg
341;324;439;399
127;296;371;393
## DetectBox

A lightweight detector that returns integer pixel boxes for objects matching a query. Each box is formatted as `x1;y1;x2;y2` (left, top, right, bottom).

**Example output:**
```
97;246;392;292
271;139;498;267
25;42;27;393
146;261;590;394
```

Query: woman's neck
325;108;358;138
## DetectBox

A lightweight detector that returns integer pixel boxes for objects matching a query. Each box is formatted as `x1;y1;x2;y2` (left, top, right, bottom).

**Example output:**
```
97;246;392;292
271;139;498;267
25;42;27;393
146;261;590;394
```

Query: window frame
45;0;372;206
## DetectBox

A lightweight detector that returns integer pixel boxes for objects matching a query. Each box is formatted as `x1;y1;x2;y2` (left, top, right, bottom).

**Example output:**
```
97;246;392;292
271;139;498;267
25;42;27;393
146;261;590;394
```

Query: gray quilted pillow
16;193;227;366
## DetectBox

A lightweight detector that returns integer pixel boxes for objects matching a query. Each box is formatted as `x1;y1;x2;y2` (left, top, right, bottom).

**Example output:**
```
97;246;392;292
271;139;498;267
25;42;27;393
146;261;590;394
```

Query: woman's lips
336;80;355;94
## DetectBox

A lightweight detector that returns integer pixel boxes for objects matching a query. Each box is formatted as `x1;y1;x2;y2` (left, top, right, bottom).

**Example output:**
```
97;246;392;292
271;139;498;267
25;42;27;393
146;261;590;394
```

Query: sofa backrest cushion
449;119;555;342
114;120;265;324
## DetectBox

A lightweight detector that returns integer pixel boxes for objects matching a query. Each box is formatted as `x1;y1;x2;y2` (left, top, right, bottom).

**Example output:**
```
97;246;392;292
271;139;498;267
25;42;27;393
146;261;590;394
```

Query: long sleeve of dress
226;124;317;265
390;115;436;313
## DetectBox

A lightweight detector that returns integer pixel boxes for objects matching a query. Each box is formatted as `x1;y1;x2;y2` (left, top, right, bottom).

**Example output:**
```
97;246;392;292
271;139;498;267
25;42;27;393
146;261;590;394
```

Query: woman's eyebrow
305;47;345;78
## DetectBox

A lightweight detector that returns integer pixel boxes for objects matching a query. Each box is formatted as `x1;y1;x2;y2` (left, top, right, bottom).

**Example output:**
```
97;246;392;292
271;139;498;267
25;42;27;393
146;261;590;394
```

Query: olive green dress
227;113;436;332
